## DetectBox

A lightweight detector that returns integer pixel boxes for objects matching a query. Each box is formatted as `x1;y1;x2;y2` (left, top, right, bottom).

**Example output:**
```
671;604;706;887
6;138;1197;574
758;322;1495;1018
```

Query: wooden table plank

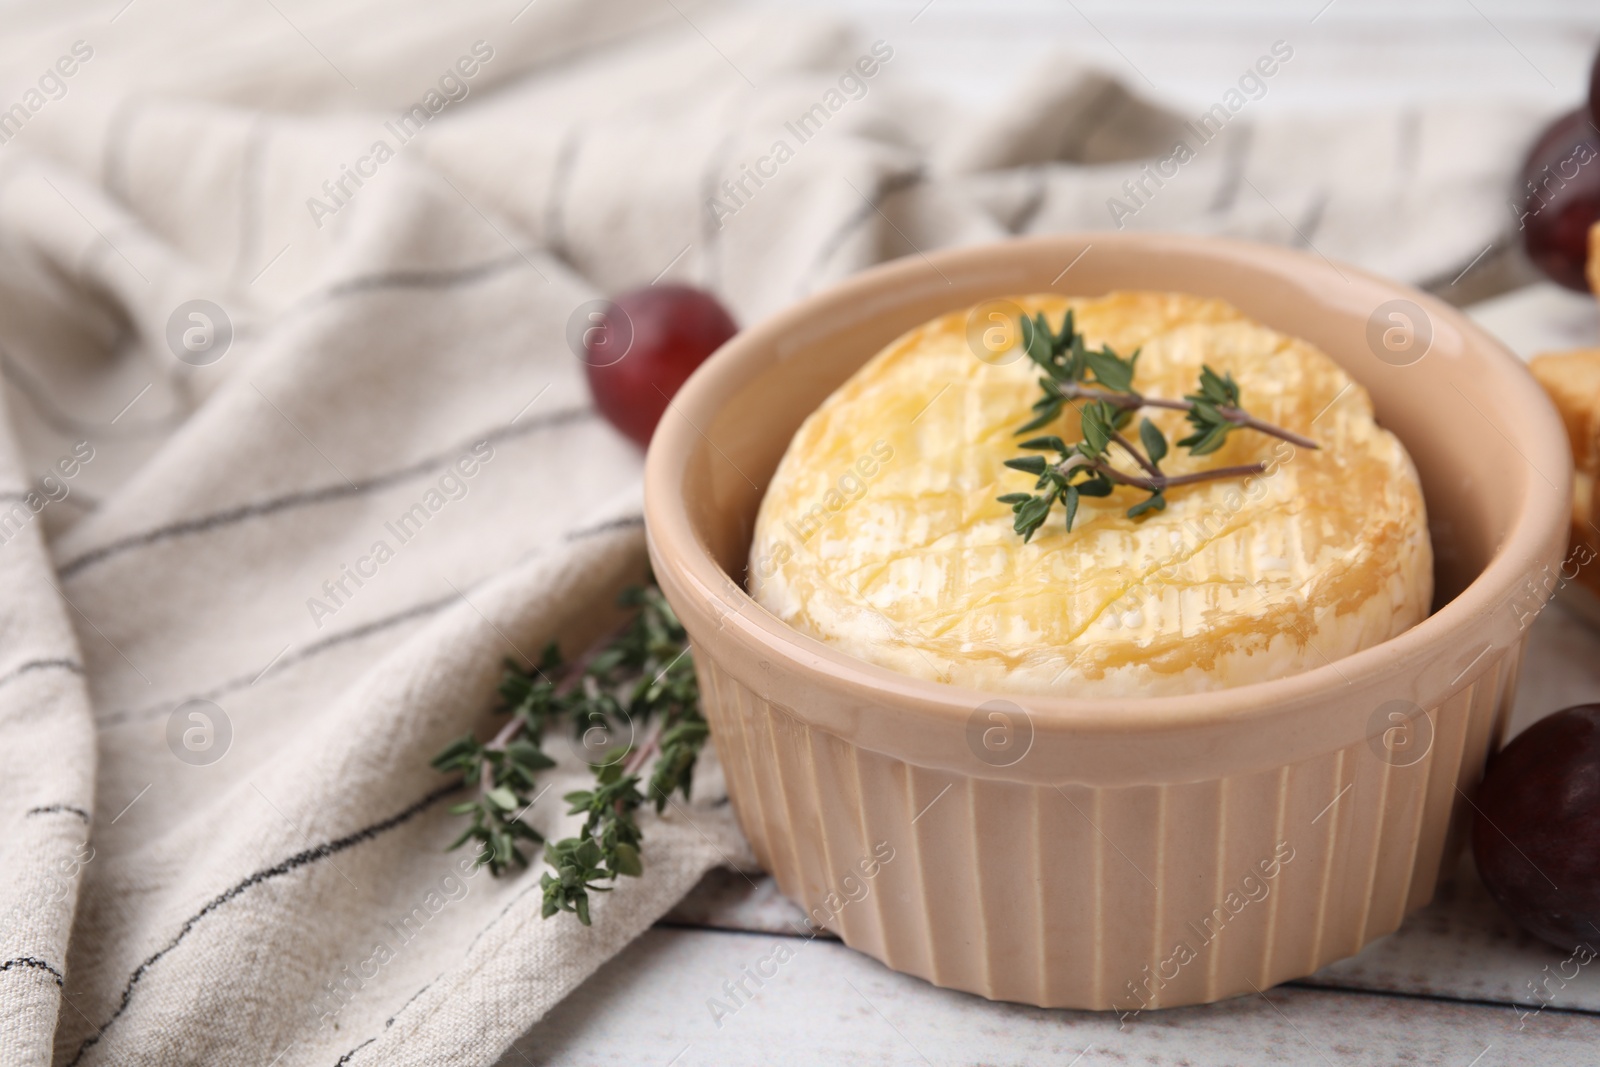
1466;284;1600;363
502;926;1600;1065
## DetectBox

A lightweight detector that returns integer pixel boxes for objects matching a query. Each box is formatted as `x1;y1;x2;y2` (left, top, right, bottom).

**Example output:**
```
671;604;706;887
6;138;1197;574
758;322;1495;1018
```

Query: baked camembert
748;292;1432;697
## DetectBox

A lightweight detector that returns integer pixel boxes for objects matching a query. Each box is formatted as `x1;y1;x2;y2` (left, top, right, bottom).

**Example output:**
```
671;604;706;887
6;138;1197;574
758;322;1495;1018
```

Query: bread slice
1589;220;1599;298
1530;349;1600;476
1530;347;1600;596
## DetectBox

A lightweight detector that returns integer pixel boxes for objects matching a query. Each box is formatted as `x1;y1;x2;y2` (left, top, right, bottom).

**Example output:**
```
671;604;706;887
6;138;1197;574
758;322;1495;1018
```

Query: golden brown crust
749;291;1432;696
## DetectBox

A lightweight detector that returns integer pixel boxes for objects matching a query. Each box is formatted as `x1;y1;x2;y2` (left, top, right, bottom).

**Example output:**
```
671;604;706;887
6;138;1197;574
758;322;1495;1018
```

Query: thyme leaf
432;578;708;927
996;310;1318;541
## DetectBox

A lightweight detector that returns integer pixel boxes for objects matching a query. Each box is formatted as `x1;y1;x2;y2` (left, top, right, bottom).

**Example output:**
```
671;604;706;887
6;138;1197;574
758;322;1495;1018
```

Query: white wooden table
499;6;1600;1063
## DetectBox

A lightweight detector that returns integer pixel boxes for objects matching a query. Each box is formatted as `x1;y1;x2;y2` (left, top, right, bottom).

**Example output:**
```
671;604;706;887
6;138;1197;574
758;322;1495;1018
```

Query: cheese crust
748;292;1433;697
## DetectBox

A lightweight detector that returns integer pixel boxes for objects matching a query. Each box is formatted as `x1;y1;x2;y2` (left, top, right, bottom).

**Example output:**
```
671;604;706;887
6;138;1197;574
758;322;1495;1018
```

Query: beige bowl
643;233;1571;1012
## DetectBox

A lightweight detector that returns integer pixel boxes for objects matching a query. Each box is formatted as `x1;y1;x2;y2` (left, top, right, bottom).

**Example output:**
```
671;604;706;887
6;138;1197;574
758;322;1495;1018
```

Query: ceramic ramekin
643;233;1572;1011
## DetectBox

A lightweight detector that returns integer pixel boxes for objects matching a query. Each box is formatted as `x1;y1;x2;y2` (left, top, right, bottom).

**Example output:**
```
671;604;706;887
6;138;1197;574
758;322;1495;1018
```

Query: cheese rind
749;292;1433;697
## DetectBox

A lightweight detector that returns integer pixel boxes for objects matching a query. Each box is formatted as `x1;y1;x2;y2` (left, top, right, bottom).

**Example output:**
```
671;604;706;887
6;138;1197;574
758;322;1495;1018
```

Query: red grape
1518;106;1600;292
578;285;737;449
1473;704;1600;950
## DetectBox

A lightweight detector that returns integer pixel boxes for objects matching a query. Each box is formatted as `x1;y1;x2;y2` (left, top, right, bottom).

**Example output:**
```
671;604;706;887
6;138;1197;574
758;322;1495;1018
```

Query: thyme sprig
997;310;1318;542
431;580;708;925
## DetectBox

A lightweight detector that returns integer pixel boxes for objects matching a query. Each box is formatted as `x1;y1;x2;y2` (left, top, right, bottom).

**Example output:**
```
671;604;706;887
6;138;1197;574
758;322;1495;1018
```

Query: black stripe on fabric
335;1038;377;1065
0;658;85;693
219;252;540;352
1285;978;1600;1019
57;406;594;580
0;956;64;986
0;252;543;485
314;254;527;304
96;513;645;730
96;592;462;730
569;513;644;539
65;782;462;1067
265;251;541;332
27;804;91;823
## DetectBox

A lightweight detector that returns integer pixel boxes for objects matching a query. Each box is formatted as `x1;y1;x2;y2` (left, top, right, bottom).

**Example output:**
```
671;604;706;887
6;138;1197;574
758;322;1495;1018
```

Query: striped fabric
0;1;1537;1063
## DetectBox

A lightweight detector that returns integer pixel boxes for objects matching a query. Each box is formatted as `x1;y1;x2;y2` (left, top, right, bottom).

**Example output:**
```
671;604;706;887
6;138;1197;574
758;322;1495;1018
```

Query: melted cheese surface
748;292;1432;696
